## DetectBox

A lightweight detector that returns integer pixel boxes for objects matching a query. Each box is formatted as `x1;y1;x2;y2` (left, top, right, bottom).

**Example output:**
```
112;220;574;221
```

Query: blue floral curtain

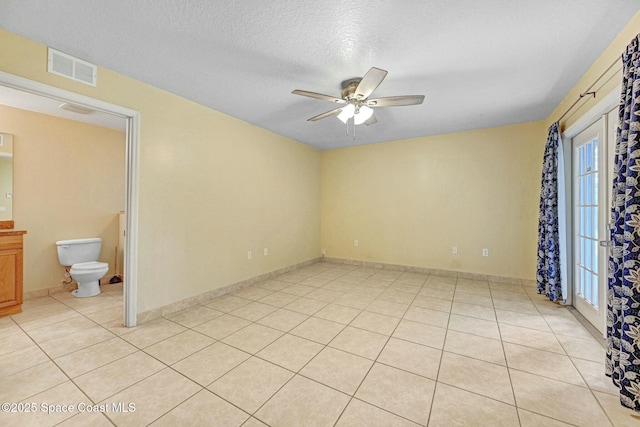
605;34;640;412
537;122;563;302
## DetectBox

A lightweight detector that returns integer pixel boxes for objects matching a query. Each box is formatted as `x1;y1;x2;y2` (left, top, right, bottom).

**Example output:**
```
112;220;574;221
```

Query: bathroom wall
0;104;125;292
0;30;321;313
321;121;547;280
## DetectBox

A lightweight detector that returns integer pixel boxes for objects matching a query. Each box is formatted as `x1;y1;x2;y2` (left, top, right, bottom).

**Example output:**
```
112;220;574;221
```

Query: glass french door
572;114;614;335
572;118;608;332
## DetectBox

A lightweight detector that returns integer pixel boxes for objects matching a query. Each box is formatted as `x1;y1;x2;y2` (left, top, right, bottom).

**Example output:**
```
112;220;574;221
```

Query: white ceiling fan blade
292;90;346;104
308;108;343;121
367;95;425;107
354;67;388;100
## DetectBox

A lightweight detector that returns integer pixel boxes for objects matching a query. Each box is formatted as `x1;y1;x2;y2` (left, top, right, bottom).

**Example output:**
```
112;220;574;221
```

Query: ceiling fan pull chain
353;117;356;140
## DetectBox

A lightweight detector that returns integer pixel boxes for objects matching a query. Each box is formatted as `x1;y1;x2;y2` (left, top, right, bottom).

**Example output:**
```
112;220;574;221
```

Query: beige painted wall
321;121;547;280
0;104;125;291
2;10;636;311
0;30;321;313
320;12;640;282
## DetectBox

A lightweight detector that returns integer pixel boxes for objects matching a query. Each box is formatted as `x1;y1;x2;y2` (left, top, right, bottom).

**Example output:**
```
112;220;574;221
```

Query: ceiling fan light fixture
337;103;355;123
291;66;424;129
353;105;373;125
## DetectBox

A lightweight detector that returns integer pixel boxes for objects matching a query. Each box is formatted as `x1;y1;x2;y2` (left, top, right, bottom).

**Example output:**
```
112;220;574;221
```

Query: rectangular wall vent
47;48;97;87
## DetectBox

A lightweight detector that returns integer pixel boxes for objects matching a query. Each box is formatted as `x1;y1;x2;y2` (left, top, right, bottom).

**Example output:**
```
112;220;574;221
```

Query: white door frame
0;71;140;327
571;121;606;331
563;87;619;336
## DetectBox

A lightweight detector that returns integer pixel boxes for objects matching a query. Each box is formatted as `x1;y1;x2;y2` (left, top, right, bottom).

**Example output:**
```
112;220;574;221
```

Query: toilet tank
56;238;102;266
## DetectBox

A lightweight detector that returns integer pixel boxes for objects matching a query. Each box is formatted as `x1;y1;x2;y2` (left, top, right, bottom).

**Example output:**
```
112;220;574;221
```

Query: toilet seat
69;261;109;298
70;261;109;273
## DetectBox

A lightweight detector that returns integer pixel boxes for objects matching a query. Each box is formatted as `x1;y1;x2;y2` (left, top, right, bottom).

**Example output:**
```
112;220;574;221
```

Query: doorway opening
0;71;139;327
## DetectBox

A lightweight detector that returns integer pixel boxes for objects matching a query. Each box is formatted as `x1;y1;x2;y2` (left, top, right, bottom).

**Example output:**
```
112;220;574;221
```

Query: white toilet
56;238;109;298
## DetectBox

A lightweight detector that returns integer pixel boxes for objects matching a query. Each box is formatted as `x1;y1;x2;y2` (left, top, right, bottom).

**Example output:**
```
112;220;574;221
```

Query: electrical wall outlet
247;251;252;260
354;240;359;247
321;249;326;257
482;249;489;257
452;246;458;254
264;248;268;256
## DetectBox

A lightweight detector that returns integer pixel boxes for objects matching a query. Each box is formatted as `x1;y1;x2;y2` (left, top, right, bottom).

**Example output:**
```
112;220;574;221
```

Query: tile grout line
542;311;618;426
491;282;524;427
237;269;419;425
9;297;119;426
515;289;614;426
5;263;620;426
425;276;461;427
292;270;387;424
22;294;225;425
184;266;361;424
333;273;434;426
237;267;361;426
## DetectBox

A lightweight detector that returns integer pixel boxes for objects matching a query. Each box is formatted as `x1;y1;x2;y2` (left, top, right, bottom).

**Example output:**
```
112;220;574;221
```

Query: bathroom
0;94;126;303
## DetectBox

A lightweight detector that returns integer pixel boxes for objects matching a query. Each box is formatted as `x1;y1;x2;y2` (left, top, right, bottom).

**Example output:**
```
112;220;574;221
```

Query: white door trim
563;87;620;139
0;70;140;327
561;87;620;336
571;121;606;334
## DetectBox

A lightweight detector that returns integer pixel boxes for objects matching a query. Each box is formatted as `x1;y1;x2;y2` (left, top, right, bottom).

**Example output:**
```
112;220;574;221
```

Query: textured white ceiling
1;0;638;149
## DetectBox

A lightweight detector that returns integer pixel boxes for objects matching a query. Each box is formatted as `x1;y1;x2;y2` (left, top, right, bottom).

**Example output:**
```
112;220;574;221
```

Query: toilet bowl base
71;280;101;298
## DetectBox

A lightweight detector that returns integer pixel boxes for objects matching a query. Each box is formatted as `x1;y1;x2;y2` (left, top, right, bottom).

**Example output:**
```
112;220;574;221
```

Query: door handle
599;240;612;247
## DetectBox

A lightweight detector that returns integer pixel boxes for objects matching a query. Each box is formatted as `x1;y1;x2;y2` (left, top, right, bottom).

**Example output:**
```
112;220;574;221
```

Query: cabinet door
0;249;20;307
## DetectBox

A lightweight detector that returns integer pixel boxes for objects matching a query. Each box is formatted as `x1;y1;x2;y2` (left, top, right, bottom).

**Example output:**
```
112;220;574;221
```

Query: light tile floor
1;263;639;426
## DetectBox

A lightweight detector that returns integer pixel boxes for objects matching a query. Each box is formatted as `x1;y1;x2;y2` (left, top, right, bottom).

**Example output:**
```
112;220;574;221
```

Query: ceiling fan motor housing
340;79;362;100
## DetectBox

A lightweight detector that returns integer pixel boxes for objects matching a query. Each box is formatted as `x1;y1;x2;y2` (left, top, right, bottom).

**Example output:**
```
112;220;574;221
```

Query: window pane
593;239;599;275
585;237;591;270
586;142;592;171
587;271;593;302
592;207;598;240
585;207;591;238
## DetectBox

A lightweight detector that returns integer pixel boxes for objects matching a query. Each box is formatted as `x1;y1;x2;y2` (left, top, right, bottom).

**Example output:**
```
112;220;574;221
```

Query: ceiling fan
292;67;425;126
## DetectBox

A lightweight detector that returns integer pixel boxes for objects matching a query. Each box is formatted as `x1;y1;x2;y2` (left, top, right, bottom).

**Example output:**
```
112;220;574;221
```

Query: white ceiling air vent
59;102;95;115
47;48;97;87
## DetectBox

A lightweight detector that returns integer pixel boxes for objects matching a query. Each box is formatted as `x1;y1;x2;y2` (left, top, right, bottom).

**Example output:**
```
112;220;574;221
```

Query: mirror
0;133;13;221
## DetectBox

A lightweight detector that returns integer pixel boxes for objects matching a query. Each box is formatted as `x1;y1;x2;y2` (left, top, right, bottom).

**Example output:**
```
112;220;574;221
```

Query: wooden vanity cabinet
0;230;26;317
